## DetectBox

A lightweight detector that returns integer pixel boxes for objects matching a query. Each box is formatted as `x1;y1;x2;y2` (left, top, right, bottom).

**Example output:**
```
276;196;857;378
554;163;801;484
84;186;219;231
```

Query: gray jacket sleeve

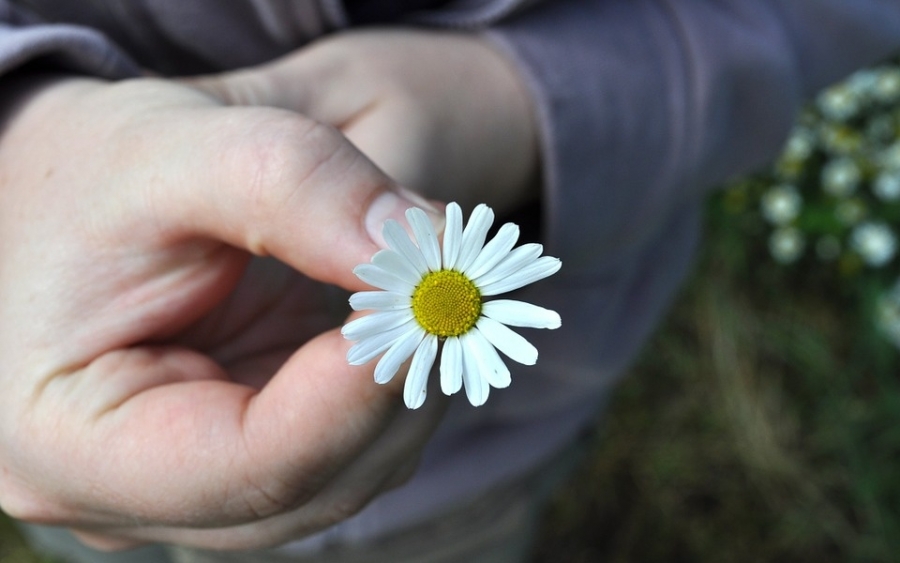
486;0;900;275
0;1;138;77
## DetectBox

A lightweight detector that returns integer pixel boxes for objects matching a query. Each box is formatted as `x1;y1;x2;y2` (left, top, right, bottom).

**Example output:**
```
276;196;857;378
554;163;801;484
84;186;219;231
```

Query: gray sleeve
485;0;900;274
0;1;138;78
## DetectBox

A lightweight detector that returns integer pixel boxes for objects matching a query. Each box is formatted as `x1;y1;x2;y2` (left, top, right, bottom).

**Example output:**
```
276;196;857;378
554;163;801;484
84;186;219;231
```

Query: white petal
469;328;511;388
404;334;438;409
442;202;463;271
374;327;426;384
476;317;538;365
482;300;561;329
407;207;441;272
456;204;494;273
479;256;561;296
341;310;414;341
460;333;491;406
349;291;410;312
354;264;415;294
383;219;429;274
464;223;519;280
347;320;418;365
473;243;543;288
440;336;463;395
371;250;421;286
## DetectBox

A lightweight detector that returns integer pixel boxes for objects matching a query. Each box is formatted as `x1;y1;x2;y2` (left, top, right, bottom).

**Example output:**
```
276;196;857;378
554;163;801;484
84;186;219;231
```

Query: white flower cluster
757;63;900;268
726;60;900;347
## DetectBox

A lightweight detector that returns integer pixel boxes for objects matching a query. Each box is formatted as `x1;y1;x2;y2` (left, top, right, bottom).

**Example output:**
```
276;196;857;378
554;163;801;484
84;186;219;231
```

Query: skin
0;29;538;551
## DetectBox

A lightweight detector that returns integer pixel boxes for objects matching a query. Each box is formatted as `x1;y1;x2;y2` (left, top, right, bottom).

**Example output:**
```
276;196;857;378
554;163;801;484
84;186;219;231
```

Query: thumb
141;101;443;290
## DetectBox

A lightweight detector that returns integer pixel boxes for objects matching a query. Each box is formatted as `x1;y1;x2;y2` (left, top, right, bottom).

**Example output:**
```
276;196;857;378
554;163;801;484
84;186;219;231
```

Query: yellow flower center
411;270;482;337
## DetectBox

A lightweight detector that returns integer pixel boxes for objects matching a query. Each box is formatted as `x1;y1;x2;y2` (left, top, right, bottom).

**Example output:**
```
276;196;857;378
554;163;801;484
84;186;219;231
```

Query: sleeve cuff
0;14;140;79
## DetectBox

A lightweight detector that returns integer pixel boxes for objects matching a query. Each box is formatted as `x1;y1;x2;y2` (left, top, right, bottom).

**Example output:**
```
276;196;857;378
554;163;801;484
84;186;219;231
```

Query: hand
189;29;541;216
0;74;447;550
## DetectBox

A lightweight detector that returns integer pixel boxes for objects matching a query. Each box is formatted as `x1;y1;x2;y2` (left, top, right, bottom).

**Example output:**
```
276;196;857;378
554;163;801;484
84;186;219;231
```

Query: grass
0;517;48;563
534;199;900;562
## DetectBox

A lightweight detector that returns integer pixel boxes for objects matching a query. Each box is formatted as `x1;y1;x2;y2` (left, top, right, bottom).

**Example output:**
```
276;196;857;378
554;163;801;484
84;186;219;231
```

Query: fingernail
366;189;445;249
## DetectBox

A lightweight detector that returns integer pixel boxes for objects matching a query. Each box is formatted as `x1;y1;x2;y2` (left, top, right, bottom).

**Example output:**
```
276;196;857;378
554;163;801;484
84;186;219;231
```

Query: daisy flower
874;67;900;103
342;202;561;409
874;171;900;202
851;221;897;267
760;184;802;226
821;157;862;197
768;227;805;264
816;83;861;121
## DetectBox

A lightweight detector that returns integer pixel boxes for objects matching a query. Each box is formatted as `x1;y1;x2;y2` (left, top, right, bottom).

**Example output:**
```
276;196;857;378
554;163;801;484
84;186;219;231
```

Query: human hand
0;74;447;550
189;29;541;216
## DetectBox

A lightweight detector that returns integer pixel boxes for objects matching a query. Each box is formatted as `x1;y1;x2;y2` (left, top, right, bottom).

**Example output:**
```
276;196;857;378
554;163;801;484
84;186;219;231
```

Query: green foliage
0;517;51;563
535;206;900;562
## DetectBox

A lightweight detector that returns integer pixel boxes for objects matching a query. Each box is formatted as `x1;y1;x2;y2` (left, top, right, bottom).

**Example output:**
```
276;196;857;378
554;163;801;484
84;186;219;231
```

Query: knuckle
0;439;70;525
0;481;59;524
321;496;367;527
235;462;321;521
235;114;343;201
239;480;298;520
225;114;349;251
71;530;145;552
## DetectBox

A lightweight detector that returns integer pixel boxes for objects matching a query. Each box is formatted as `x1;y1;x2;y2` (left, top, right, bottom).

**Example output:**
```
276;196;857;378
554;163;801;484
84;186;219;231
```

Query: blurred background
534;57;900;563
3;58;900;562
